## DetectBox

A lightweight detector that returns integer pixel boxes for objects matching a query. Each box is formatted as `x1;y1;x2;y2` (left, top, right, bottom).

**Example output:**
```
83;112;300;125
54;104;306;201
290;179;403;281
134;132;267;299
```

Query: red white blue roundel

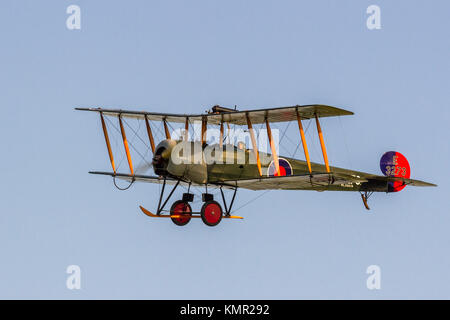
267;158;293;177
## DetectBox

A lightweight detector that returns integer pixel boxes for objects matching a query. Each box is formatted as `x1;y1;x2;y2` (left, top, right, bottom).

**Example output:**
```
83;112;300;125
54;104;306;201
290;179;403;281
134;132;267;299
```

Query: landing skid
141;177;243;226
360;191;373;210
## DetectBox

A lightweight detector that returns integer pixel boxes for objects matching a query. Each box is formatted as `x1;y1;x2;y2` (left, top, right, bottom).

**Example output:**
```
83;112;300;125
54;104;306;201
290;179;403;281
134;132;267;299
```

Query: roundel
267;158;293;177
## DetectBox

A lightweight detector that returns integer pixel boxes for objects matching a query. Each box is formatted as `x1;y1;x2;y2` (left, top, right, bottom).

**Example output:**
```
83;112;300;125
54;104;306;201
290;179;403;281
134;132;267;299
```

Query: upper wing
216;104;353;125
75;104;353;125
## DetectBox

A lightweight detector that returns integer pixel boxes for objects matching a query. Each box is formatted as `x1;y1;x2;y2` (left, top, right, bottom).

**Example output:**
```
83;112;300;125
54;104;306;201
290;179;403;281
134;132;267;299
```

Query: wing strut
219;118;225;163
118;115;134;175
296;109;312;174
201;117;207;146
219;118;224;148
184;117;189;141
314;113;330;173
144;115;155;154
100;112;116;173
265;117;280;175
246;113;262;176
163;118;171;139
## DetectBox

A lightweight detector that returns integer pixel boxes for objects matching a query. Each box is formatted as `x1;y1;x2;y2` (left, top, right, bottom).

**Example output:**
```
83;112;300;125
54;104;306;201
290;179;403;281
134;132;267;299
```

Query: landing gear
200;200;223;227
139;178;243;226
170;200;192;226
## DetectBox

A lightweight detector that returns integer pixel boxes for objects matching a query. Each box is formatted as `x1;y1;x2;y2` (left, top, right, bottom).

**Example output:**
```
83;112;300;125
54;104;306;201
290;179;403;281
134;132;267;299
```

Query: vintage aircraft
76;104;436;227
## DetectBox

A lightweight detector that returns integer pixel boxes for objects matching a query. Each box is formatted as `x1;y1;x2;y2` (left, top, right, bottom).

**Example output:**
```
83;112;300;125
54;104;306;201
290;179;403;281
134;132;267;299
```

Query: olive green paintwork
205;144;392;192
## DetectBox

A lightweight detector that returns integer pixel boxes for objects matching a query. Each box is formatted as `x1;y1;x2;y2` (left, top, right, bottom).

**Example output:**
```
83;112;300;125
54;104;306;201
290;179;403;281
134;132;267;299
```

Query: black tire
170;200;192;226
200;200;223;227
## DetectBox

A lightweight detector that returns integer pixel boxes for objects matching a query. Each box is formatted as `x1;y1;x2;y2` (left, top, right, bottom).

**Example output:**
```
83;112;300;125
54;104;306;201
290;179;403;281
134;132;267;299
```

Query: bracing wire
122;118;153;172
231;120;294;214
338;116;353;169
105;117;153;170
104;117;126;172
291;119;312;158
232;190;271;213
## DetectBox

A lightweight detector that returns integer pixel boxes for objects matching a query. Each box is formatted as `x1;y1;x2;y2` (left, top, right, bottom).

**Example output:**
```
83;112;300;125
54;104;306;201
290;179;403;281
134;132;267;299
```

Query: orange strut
201;117;207;146
315;113;330;173
144;115;155;154
265;118;280;175
119;115;134;175
219;119;224;148
163;119;171;140
296;110;312;174
100;113;116;173
246;114;262;176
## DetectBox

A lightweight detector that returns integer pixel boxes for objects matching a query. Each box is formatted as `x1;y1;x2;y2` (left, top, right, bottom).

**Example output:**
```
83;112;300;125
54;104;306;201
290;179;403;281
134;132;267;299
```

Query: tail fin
380;151;411;192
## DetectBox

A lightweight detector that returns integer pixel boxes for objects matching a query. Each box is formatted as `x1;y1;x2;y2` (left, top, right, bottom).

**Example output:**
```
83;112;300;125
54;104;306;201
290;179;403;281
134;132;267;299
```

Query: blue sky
0;0;449;299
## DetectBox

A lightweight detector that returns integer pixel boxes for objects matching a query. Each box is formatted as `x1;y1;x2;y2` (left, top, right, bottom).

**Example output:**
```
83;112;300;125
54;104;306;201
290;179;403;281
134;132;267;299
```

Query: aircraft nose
152;155;162;165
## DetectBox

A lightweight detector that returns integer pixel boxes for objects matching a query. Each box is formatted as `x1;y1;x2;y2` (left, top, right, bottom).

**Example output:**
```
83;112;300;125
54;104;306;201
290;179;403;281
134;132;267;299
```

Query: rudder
380;151;411;192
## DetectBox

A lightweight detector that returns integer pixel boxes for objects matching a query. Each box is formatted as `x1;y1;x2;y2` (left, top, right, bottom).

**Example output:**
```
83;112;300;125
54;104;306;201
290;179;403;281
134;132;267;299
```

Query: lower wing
89;171;436;191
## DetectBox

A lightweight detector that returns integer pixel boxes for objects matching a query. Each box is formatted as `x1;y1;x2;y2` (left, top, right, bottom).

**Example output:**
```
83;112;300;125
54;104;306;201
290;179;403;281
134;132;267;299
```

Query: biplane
76;104;436;227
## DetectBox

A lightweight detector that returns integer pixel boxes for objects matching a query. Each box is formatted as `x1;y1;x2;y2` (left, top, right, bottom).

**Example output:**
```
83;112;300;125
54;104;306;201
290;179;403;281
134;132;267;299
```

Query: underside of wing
215;104;353;125
75;104;353;125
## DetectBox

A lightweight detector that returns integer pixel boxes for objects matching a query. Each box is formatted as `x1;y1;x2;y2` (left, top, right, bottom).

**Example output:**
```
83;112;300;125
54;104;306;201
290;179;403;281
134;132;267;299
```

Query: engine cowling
153;140;208;184
152;139;177;176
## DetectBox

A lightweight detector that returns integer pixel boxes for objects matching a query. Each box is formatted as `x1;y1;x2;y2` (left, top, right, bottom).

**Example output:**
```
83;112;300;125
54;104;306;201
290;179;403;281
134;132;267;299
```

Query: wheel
200;200;223;227
170;200;192;226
